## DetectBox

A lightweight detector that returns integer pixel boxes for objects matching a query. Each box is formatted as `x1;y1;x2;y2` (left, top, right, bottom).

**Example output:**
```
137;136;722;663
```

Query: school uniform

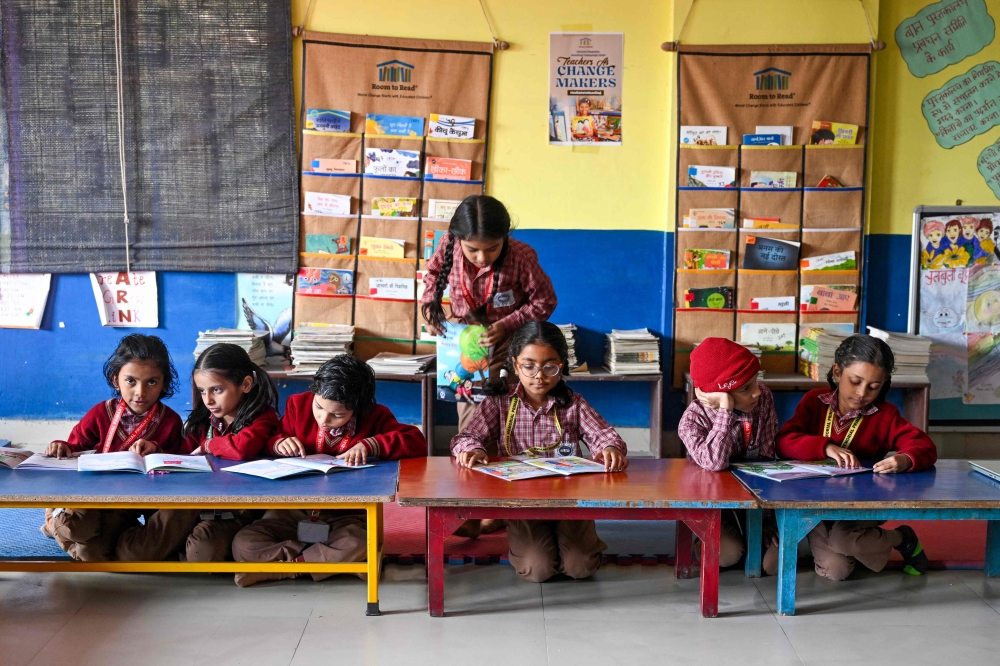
678;384;780;573
421;237;557;431
777;388;938;580
231;393;425;584
451;384;625;583
115;408;280;563
43;399;182;561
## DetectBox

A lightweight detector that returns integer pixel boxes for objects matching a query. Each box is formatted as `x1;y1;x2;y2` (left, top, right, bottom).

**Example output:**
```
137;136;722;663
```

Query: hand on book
457;449;488;468
275;437;307;458
129;439;158;457
873;453;911;474
824;443;860;469
478;322;506;348
336;442;369;466
695;388;734;412
45;441;72;459
601;446;628;473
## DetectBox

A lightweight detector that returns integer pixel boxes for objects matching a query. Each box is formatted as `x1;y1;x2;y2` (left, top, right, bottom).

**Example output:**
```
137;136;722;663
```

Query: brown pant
506;519;605;583
47;508;141;561
232;509;367;581
807;520;896;581
116;509;260;562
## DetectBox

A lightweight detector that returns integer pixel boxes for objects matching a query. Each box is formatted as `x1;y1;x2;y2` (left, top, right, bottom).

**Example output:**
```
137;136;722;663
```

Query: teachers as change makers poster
549;33;623;145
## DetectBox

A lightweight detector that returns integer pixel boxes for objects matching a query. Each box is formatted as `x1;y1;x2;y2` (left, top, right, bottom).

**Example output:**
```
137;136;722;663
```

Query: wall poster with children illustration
548;33;623;145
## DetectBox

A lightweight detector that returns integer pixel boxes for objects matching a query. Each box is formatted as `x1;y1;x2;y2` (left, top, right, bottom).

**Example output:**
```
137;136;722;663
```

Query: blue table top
0;458;398;506
732;460;1000;508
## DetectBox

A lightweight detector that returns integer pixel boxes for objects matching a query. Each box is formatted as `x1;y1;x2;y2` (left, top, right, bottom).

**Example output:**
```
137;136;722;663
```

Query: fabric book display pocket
360;218;419;258
801;228;862;260
678;145;738;187
803;144;864;188
802;188;863;228
674;268;736;307
424;136;485;182
676;228;737;264
362;177;421;217
300;216;359;268
739;188;802;228
736;311;798;374
301;174;359;217
673;309;736;388
301;132;362;174
355;257;419;344
295;290;354;327
738;231;801;270
736;270;798;310
739;145;803;188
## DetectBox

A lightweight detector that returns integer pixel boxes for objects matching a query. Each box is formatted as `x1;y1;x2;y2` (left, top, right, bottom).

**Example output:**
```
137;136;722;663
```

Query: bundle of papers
473;456;606;481
366;352;435;375
798;327;853;380
737;343;765;380
731;460;870;482
605;328;661;375
194;328;266;365
555;324;580;370
867;327;931;382
77;452;212;474
224;454;373;480
289;324;355;374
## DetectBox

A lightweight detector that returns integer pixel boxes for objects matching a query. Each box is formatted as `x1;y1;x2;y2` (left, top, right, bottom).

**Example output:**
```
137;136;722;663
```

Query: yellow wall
870;0;1000;235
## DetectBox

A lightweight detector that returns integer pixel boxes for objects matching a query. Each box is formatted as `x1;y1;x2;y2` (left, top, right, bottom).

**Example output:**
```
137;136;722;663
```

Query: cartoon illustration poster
920;268;968;335
436;322;490;404
966;264;1000;332
237;274;293;360
549;33;623;145
920;215;997;269
966;332;1000;404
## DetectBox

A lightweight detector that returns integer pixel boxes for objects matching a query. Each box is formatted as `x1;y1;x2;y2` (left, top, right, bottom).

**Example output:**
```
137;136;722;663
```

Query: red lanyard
102;399;158;454
318;428;352;455
461;262;494;313
742;421;752;448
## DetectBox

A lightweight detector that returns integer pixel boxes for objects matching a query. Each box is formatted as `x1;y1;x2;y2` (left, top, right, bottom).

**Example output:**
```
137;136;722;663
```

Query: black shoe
894;524;928;576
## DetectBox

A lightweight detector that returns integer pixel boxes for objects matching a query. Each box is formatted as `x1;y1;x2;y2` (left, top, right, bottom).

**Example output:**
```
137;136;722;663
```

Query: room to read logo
578;37;593;48
377;59;414;83
749;67;795;100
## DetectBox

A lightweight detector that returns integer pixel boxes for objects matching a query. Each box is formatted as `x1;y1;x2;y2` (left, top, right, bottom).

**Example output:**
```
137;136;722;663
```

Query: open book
731;460;870;482
223;454;374;480
0;447;31;469
473;456;606;482
78;452;212;474
3;449;95;471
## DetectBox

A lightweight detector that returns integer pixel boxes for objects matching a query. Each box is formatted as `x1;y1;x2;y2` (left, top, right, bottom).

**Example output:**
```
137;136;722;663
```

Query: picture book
742;133;783;146
800;251;857;271
805;286;858;311
0;447;31;469
683;286;734;309
749;171;798;188
679;126;727;145
78;452;212;474
428;199;461;220
750;296;796;311
368;277;416;300
592;113;622;142
740;323;797;352
224;455;373;480
365;113;424;137
371;196;418;217
363;149;420;178
687;166;736;188
810;121;859;145
425;157;472;181
304;234;351;255
305;109;351;133
473;456;606;481
688;208;735;228
683;248;730;270
815;175;843;188
571;116;595;141
309;158;356;174
742;236;801;270
359;237;405;259
755;125;793;145
731;460;870;482
437;321;489;404
297;268;354;296
428;114;475;139
799;284;857;310
303;192;351;216
15;451;94;471
423;229;447;260
743;218;797;230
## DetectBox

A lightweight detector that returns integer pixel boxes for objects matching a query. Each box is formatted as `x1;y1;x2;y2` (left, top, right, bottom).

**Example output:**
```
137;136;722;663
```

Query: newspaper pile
193;328;266;365
867;326;931;382
555;323;580;370
367;352;436;376
604;328;661;375
289;324;355;374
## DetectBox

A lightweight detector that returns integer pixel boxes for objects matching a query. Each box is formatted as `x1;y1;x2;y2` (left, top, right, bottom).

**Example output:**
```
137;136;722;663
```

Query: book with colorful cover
687;208;735;228
810;121;859;145
365;113;424;137
743;218;798;230
364;149;420;178
371;196;418;217
742;236;801;270
428;199;461;220
687;166;736;188
436;321;488;403
683;248;730;270
428;114;475;139
423;230;447;260
302;192;351;216
749;171;798;188
740;322;797;352
799;285;857;310
473;456;605;481
683;286;734;309
731;460;870;482
359;237;405;259
309;158;357;174
297;268;354;296
805;286;858;311
755;125;793;145
679;126;727;145
305;109;351;133
425;157;472;181
571;116;595;141
800;251;857;271
304;234;351;255
742;133;783;146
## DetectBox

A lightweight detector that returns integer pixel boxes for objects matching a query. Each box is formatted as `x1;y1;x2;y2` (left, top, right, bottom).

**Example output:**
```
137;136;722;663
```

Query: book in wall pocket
674;268;735;307
678;145;739;188
736;270;798;310
301;132;362;172
736;310;798;374
424;137;485;182
359;217;419;258
676;228;737;259
803;144;864;188
301;173;360;216
738;145;802;188
738;229;801;270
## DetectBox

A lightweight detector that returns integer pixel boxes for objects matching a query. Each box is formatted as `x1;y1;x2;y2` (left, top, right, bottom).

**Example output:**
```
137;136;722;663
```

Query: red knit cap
690;338;760;392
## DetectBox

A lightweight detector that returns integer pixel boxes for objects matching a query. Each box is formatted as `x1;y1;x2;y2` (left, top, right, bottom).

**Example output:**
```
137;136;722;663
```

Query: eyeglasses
516;362;563;378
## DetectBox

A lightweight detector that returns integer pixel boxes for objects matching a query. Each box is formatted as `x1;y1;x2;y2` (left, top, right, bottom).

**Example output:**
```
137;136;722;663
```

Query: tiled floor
4;564;1000;665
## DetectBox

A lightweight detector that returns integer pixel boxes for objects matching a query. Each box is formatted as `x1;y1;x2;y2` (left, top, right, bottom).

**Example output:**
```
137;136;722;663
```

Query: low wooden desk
0;459;398;616
684;372;931;431
397;457;757;618
732;460;1000;616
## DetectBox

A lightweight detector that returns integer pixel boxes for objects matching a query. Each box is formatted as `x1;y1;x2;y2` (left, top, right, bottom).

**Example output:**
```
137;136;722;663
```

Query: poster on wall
966;264;1000;332
921;61;1000;149
236;273;293;361
895;0;995;78
979;138;1000;201
0;273;51;329
966;332;1000;403
919;215;997;268
549;33;623;145
89;271;158;328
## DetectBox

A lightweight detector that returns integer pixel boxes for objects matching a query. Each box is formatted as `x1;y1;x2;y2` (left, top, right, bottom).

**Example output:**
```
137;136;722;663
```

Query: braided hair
421;195;512;331
485;321;574;407
183;343;279;436
826;334;895;403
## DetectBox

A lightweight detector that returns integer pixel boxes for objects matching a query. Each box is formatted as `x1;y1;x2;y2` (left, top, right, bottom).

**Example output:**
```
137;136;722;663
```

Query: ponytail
183;343;279;436
484;321;574;407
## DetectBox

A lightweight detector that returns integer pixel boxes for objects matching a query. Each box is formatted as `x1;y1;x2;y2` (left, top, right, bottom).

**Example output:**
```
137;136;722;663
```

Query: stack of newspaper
867;326;931;382
193;328;266;365
604;328;661;375
738;342;765;379
289;324;355;374
367;352;436;375
798;327;852;380
555;324;580;370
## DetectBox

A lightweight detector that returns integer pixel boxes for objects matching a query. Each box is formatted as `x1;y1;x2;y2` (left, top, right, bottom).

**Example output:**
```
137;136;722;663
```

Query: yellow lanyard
502;395;562;458
823;406;864;449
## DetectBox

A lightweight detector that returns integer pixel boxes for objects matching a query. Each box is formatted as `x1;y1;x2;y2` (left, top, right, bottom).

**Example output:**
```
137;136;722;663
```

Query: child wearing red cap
678;337;779;574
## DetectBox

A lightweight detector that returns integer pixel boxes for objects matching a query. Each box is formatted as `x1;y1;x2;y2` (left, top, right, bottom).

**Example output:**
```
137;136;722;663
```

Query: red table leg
426;507;467;617
675;519;693;579
694;515;720;618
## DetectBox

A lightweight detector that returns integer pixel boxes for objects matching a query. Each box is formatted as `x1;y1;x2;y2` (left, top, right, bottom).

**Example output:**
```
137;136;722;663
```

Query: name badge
493;290;515;308
555;442;577;457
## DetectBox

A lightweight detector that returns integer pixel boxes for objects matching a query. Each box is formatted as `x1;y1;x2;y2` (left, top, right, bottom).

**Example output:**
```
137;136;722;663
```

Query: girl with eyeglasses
451;321;628;583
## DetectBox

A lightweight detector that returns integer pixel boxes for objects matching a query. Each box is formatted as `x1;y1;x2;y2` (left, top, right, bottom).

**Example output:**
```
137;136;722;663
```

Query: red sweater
267;392;426;460
776;389;937;471
59;399;183;454
180;408;280;460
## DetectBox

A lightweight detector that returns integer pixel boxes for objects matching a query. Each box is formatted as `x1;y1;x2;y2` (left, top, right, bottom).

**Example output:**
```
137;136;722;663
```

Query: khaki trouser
115;509;261;562
47;508;141;562
807;520;896;581
506;519;606;583
232;509;367;581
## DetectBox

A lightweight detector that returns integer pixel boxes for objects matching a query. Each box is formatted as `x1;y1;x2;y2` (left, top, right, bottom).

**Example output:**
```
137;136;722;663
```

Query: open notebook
473;456;606;482
223;454;373;480
731;460;870;482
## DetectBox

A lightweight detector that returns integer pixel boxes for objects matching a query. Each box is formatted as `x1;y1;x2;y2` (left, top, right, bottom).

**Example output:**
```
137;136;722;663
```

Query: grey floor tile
0;613;73;666
0;572;94;615
193;616;308;666
786;623;1000;666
